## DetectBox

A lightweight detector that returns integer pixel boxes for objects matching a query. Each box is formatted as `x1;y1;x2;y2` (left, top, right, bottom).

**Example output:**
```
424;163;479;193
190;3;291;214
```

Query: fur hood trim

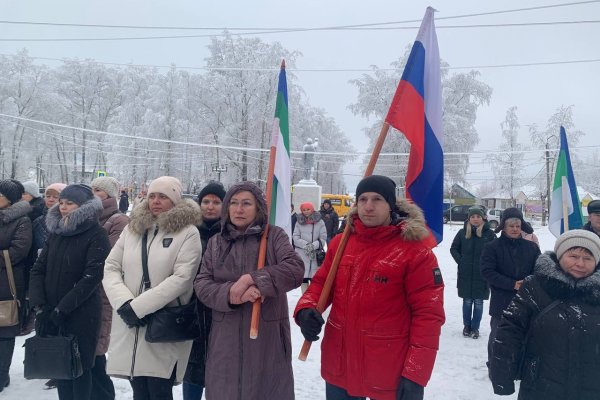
46;197;103;235
347;198;429;241
535;252;600;305
296;211;322;225
0;200;32;225
128;198;202;235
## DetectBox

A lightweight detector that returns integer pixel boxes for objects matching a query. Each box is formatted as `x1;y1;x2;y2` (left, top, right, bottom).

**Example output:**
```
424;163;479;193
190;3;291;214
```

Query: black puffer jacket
582;221;600;238
480;233;540;317
184;218;221;386
450;221;496;300
491;252;600;399
29;199;110;370
0;201;32;338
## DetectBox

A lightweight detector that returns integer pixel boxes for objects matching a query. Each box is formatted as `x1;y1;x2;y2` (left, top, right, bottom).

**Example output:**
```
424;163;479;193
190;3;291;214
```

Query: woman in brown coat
91;176;130;400
194;181;304;400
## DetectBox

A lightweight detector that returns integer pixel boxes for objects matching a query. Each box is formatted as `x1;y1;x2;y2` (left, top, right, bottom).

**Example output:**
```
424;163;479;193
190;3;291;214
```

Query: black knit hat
198;181;226;203
59;184;94;206
588;200;600;215
322;199;332;206
355;175;397;211
495;207;533;234
0;179;25;204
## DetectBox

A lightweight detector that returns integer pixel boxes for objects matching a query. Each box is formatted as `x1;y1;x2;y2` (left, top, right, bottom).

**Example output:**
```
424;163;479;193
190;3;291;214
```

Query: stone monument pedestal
292;179;322;212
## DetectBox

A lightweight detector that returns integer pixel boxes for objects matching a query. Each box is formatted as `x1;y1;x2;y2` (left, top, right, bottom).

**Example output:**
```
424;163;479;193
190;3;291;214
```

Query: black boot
472;329;480;339
462;326;472;337
0;338;15;391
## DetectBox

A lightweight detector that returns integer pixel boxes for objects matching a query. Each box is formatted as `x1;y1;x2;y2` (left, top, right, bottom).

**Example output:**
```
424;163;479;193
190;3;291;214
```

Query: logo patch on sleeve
163;238;173;248
432;267;443;286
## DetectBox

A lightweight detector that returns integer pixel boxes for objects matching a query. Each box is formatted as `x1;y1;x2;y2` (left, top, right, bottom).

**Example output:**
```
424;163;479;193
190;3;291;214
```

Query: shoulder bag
516;299;562;379
141;231;200;343
0;250;19;327
24;333;83;380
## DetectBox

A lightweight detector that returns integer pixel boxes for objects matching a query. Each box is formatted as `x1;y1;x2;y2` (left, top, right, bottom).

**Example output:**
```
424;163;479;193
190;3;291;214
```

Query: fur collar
296;211;322;225
45;198;103;236
347;198;429;241
128;198;201;235
0;200;32;225
535;252;600;306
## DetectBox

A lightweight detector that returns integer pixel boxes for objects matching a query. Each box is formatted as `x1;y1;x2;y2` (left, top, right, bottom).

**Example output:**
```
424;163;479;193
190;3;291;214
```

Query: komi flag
385;7;444;245
269;60;292;240
548;126;583;237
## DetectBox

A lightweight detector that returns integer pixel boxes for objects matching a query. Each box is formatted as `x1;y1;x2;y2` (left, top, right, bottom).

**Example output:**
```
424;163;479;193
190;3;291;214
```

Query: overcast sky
2;0;599;191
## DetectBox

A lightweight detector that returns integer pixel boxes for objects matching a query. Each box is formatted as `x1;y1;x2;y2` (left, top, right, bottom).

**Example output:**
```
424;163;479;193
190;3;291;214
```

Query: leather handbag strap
2;250;17;301
141;231;151;290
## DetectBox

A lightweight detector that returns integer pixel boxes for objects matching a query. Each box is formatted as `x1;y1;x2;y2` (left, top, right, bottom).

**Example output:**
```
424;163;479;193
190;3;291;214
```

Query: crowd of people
2;173;600;399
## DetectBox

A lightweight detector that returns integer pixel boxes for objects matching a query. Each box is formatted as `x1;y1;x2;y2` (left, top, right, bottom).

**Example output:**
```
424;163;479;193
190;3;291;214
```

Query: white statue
302;138;319;180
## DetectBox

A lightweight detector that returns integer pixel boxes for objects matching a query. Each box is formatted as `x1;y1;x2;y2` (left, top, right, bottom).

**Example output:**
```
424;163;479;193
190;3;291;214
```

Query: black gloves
295;308;325;341
117;300;146;328
34;305;53;336
396;378;424;400
49;308;67;328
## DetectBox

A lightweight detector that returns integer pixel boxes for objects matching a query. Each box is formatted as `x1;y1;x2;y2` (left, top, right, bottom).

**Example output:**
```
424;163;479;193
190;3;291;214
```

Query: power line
1;1;597;31
6;53;600;73
2;20;599;42
3;113;599;158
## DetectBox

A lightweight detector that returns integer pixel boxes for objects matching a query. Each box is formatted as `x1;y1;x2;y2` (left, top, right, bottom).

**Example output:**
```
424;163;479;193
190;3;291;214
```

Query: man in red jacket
294;175;445;400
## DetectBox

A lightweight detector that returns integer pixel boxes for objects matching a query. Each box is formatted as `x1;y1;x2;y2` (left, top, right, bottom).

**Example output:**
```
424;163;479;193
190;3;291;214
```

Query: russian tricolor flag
385;7;444;245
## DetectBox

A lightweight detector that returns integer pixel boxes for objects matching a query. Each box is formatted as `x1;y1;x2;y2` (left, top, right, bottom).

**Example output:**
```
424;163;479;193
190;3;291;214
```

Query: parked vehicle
443;205;487;224
486;208;503;230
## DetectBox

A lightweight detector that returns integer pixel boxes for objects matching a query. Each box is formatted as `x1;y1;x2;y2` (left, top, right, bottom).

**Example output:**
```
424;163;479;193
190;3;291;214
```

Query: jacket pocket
322;320;344;377
362;333;406;391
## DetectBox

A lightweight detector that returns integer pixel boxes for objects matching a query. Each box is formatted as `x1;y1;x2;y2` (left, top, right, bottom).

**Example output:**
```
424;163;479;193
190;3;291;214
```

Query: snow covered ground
5;222;557;399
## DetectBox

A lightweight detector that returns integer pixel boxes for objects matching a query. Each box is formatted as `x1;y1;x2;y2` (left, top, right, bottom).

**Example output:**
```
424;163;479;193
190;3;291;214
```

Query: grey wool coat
194;181;304;400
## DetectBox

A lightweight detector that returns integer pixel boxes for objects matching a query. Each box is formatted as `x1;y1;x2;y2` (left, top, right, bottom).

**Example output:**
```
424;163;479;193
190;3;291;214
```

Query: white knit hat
554;229;600;265
91;176;120;198
22;180;41;198
147;176;183;205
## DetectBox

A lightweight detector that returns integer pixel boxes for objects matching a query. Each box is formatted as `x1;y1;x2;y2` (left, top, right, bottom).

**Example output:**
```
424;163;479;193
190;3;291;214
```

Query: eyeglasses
301;209;312;212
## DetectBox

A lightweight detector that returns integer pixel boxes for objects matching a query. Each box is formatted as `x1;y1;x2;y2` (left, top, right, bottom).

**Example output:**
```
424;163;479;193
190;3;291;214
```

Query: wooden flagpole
298;122;391;360
249;81;282;339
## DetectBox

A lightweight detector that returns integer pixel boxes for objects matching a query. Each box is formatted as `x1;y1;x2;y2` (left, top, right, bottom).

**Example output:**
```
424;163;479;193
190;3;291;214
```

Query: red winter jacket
294;200;445;400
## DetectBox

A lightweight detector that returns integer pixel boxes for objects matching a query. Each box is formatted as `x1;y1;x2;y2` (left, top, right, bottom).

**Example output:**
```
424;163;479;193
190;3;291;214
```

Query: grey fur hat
91;176;120;198
22;180;41;198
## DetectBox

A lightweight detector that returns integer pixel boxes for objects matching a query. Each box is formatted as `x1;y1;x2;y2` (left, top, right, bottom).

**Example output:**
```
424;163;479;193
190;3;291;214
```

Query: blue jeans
462;298;484;330
182;382;204;400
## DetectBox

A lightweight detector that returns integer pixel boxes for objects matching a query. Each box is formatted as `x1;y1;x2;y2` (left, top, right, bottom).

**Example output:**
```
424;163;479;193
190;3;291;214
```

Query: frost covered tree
0;42;354;192
529;105;586;216
0;49;52;179
490;106;525;202
349;47;492;188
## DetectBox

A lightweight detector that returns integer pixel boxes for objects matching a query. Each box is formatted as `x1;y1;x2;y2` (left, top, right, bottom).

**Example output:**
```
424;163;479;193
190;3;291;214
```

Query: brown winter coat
96;197;130;355
194;182;304;400
0;201;32;338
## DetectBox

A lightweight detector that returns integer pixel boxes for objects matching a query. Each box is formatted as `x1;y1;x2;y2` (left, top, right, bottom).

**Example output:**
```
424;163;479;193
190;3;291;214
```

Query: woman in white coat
293;202;327;292
103;176;202;400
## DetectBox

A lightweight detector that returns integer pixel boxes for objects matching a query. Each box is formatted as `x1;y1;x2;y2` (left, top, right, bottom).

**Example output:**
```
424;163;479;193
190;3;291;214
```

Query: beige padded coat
103;199;202;382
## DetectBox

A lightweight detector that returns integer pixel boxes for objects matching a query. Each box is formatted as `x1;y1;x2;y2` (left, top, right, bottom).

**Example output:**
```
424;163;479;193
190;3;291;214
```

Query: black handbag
24;334;83;380
315;242;326;266
141;231;200;343
311;225;326;266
